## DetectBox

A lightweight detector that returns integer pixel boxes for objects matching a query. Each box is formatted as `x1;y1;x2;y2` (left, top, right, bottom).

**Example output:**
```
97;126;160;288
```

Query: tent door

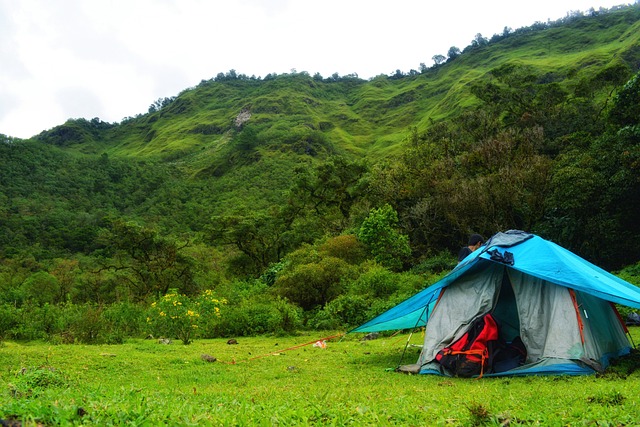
491;271;521;343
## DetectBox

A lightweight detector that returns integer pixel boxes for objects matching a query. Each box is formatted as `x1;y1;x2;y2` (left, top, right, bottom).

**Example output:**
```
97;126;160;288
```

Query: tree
432;54;446;66
21;272;61;305
273;256;351;310
97;219;196;300
390;69;405;79
608;70;640;127
285;156;369;232
447;46;461;61
543;71;640;269
208;209;299;276
357;204;411;271
471;33;488;48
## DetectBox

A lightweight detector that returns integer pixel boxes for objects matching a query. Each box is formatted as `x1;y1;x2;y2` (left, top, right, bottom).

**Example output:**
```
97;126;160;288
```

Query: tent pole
396;304;429;369
628;330;636;349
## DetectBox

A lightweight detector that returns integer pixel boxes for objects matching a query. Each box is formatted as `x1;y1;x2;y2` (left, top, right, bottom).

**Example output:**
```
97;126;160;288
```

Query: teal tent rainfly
352;230;640;376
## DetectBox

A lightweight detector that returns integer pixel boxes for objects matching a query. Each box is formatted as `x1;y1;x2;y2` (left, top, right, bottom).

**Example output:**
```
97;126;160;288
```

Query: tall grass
1;328;640;425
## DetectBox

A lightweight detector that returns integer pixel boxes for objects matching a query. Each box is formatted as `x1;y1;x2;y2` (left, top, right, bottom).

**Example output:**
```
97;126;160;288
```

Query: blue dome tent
352;231;640;376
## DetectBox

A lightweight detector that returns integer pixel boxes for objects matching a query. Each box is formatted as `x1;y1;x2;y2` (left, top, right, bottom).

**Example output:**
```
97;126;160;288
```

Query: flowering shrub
147;289;226;344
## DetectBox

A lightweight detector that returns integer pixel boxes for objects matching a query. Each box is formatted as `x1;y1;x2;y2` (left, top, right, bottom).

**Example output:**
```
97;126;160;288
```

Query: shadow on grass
599;348;640;379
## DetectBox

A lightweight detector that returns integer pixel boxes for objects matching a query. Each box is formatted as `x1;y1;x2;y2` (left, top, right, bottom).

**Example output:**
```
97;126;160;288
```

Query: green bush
204;296;302;337
273;257;352;310
10;303;65;341
271;297;303;334
57;303;105;344
322;294;371;328
349;263;398;299
306;308;341;330
21;272;62;305
411;251;458;274
0;303;18;341
616;262;640;286
349;264;426;300
318;235;368;265
357;204;411;271
100;302;146;342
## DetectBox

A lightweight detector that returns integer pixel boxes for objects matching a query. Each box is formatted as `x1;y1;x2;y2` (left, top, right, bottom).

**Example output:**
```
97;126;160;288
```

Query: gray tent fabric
575;290;629;369
508;270;583;363
483;230;534;248
417;262;503;366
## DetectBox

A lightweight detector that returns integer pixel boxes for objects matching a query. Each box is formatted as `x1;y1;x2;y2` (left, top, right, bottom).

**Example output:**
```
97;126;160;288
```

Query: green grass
2;328;640;426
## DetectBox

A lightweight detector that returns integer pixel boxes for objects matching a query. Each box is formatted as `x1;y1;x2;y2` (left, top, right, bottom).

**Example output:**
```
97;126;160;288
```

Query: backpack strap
438;348;490;378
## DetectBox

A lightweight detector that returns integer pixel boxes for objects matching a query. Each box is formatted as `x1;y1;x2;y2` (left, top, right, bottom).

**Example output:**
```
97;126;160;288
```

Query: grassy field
1;328;640;426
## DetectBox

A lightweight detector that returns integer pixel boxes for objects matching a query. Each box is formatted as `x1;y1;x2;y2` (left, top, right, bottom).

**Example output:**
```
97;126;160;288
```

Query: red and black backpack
435;313;500;378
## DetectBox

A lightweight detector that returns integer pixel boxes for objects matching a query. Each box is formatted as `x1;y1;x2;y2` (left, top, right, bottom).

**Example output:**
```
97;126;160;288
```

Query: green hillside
1;5;640;342
34;6;640;163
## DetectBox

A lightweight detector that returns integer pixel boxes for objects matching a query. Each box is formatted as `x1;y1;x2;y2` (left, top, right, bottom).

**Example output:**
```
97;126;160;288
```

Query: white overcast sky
0;0;634;139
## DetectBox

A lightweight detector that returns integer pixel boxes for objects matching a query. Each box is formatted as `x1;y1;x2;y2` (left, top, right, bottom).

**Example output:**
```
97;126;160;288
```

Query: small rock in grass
0;417;23;427
361;332;379;341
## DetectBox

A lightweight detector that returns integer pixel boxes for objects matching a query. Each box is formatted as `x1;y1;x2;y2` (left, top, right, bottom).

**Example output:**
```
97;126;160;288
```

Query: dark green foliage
209;209;303;276
608;71;640;127
349;264;405;299
100;302;147;343
411;251;458;274
20;272;62;305
357;205;411;271
320;294;371;329
540;70;640;268
0;303;18;341
96;219;198;300
273;255;353;310
286;156;369;232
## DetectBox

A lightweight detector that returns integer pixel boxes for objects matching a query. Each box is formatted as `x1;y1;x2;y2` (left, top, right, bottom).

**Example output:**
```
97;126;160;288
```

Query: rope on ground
216;332;345;365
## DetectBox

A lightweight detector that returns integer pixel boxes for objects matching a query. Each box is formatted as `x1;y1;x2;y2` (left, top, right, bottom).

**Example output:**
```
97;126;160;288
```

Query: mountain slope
31;6;640;168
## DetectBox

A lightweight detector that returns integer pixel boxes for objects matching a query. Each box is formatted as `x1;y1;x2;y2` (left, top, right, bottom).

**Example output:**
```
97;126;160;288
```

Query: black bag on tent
435;313;500;377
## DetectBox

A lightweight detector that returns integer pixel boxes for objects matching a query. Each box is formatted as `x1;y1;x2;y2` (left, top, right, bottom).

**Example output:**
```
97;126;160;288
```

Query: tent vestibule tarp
352;231;640;376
